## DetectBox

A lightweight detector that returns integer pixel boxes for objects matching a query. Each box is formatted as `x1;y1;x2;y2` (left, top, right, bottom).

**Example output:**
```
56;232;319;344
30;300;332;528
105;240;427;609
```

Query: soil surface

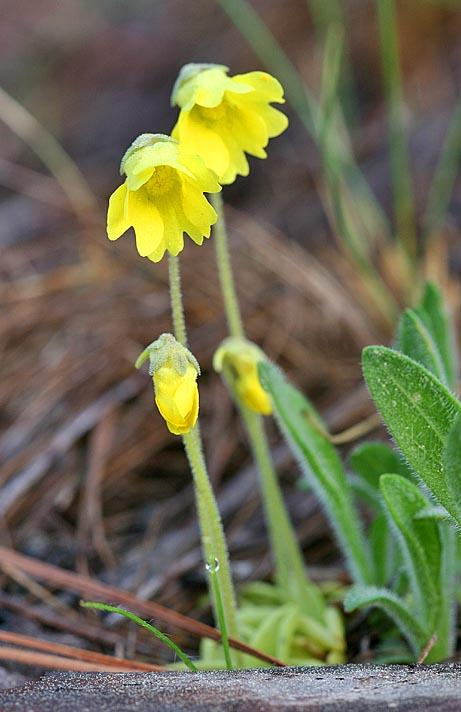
1;664;461;711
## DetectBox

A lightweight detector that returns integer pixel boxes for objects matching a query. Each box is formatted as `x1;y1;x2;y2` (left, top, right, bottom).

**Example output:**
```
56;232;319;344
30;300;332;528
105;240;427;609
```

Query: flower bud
136;334;200;435
213;337;272;415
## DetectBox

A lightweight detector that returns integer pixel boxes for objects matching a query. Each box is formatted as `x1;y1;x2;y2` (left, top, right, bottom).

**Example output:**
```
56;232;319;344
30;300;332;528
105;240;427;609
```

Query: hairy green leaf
344;585;429;656
260;361;372;585
380;474;440;625
398;308;447;384
369;513;395;586
349;442;411;495
442;413;461;524
362;346;461;520
415;282;457;390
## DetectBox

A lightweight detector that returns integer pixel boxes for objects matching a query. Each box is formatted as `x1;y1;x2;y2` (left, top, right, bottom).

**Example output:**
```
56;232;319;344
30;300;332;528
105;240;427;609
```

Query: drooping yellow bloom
214;337;272;415
171;64;288;185
107;134;221;262
136;333;200;435
154;362;199;435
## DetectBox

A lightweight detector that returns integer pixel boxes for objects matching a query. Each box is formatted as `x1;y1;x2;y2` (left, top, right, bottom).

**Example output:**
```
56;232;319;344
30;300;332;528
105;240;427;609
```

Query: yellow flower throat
145;166;178;198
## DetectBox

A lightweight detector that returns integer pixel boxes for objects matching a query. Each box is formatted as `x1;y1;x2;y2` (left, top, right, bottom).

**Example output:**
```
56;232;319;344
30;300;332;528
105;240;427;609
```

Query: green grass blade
318;24;398;325
80;601;198;671
423;99;461;237
308;0;359;127
377;0;416;257
217;0;392;244
217;0;317;133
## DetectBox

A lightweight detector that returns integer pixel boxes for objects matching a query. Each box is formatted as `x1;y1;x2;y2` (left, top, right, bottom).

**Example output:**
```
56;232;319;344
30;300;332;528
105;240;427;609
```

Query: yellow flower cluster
214;337;272;415
107;64;287;262
110;63;287;433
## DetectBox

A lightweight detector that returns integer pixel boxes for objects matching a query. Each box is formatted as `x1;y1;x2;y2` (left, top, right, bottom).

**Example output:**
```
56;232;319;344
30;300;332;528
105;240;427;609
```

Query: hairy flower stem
168;254;240;657
234;381;325;617
211;194;321;614
211;193;244;338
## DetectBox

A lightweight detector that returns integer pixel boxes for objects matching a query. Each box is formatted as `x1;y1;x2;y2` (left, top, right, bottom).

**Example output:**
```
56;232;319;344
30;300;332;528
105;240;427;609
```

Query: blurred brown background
1;0;461;673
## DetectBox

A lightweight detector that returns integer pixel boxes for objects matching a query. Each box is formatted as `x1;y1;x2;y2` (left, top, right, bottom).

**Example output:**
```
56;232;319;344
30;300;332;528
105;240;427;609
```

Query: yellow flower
154;362;199;435
171;64;288;184
136;333;200;435
107;134;221;262
214;337;272;415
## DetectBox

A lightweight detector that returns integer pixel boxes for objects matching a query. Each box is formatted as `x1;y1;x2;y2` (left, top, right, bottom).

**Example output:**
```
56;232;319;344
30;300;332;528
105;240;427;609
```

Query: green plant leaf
414;505;452;522
380;474;440;625
362;346;461;521
344;585;429;657
349;442;411;506
260;361;373;585
442;413;461;523
397;309;448;385
369;513;395;586
415;282;457;390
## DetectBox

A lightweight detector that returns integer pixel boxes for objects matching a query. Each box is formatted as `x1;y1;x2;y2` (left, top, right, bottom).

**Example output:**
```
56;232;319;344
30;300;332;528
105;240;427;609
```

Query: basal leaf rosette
107;134;221;262
171;64;288;184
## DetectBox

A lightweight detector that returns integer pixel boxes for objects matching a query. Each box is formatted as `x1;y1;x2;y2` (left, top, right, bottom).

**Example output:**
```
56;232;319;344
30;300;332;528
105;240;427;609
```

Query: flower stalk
211;194;321;615
167;254;240;659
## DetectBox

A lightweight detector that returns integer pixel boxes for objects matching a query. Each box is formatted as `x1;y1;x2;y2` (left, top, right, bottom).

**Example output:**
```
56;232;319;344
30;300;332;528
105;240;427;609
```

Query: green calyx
170;62;229;107
135;333;200;377
213;336;266;373
120;133;175;175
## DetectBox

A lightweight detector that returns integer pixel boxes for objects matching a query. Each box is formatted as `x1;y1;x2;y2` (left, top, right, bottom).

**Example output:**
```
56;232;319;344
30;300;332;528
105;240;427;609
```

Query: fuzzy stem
211;193;244;338
167;254;240;658
236;393;325;618
212;194;320;613
168;254;187;347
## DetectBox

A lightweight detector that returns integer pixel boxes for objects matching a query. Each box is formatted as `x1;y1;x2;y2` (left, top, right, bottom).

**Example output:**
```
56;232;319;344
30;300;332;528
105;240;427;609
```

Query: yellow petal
174;111;230;181
230;102;269;155
147;243;167;263
174;370;197;418
234;71;285;103
161;204;184;257
128;190;164;257
258;104;289;137
107;184;130;240
176;203;204;245
181;180;217;236
178;150;221;194
220;137;249;184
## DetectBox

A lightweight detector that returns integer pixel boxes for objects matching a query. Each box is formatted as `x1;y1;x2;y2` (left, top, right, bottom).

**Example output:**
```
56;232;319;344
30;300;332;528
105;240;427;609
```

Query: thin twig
0;630;164;671
0;647;159;673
